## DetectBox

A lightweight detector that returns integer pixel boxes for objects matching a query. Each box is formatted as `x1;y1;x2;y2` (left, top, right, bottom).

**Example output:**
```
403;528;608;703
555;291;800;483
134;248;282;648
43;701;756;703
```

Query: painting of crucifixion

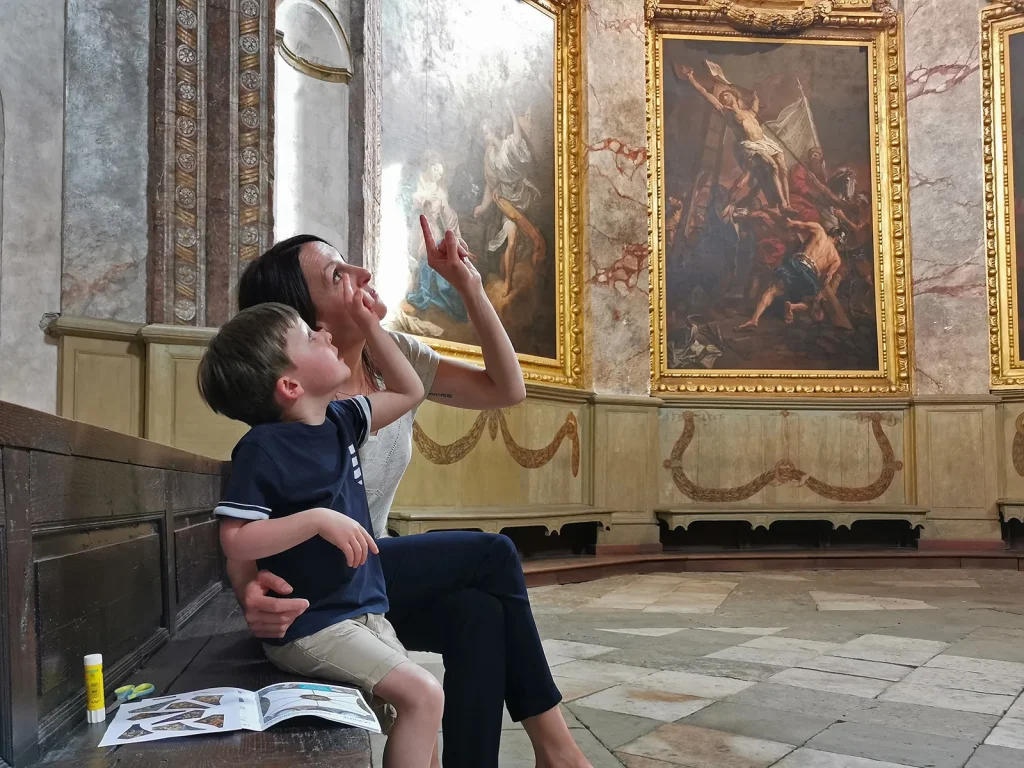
659;38;878;374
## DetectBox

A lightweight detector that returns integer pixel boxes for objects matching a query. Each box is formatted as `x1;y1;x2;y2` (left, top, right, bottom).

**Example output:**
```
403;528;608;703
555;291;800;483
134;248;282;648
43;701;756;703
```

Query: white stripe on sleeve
214;502;271;521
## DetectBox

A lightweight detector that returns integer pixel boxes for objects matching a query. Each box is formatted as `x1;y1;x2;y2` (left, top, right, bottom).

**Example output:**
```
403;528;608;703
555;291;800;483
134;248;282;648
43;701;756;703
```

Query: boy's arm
219;509;327;561
221;507;378;566
341;274;424;430
364;322;425;430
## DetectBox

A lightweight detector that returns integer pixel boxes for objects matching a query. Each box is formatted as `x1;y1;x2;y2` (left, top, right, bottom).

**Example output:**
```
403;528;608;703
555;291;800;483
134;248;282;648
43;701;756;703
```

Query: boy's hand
342;274;380;334
316;508;379;567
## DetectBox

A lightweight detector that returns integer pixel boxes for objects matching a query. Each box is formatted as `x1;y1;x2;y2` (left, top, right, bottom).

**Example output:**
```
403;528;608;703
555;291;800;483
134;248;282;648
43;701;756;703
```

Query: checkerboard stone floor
372;568;1024;767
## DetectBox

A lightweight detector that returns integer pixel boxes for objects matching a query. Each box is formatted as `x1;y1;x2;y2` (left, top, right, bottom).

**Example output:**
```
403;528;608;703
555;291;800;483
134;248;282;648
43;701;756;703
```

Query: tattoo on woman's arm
429;392;453;399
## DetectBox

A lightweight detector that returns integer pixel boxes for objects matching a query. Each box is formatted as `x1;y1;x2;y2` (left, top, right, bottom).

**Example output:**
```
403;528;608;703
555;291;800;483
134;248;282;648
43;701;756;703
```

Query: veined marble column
905;0;989;394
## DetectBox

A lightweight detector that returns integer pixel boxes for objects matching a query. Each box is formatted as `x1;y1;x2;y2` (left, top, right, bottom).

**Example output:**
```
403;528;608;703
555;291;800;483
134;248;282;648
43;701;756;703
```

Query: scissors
114;683;155;704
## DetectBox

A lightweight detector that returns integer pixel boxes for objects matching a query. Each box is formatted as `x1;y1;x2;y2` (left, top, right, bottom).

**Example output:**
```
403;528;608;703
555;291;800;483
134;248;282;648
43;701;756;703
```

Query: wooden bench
388;503;614;536
30;593;371;767
657;505;928;542
999;500;1024;525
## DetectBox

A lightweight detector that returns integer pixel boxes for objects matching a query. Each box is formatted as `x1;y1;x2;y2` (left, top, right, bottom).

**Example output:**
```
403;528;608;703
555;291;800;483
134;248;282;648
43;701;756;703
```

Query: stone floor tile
944;639;1024;665
1006;694;1024;719
601;641;739;670
679;701;835;746
636;670;757;699
691;626;787;637
879;682;1016;716
725;682;869;721
574;683;713;722
618;756;678;768
796;655;914;682
769;668;893;699
551;675;617;702
966;745;1024;768
873;579;980;588
828;634;949;666
568;703;663;749
925;655;1024;684
649;656;780;683
617;723;794;767
707;645;819;668
805;721;977;768
542;639;615;660
551;659;657;685
598;627;686;637
844;699;999;743
985;717;1024;750
773;748;917;768
741;635;841;654
901;666;1024;697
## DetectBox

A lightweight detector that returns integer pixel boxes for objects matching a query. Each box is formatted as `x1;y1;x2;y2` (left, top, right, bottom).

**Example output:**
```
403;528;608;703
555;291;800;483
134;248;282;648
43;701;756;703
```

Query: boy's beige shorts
264;613;407;732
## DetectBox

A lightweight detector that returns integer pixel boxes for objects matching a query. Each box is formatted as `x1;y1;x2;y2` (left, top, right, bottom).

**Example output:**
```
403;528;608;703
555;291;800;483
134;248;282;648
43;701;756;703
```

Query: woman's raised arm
418;217;527;410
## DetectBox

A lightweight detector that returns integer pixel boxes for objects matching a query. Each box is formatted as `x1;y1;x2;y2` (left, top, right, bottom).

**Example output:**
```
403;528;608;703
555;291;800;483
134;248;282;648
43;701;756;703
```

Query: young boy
198;277;442;768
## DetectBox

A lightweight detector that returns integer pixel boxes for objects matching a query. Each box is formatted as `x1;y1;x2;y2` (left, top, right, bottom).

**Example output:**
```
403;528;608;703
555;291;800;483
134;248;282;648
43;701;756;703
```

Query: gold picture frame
646;0;912;396
378;0;583;388
984;1;1024;388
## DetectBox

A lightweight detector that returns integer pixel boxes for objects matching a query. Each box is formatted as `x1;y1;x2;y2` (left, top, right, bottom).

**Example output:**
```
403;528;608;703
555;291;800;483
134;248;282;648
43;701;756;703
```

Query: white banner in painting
764;81;821;168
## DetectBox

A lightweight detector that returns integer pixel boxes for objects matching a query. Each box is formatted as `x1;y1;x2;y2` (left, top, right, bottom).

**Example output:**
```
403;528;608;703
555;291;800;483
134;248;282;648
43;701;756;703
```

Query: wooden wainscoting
0;400;228;767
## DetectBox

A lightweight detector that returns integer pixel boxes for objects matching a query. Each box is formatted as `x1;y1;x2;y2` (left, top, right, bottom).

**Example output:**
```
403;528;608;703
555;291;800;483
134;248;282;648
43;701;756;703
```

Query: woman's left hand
419;215;482;295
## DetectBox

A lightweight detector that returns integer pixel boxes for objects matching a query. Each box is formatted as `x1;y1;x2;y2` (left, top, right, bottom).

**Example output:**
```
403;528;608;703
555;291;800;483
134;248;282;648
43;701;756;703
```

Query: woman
228;217;591;768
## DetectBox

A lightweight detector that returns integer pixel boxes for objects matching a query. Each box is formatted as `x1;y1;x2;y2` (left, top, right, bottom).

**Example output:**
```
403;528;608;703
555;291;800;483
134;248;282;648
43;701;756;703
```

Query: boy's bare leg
374;662;445;768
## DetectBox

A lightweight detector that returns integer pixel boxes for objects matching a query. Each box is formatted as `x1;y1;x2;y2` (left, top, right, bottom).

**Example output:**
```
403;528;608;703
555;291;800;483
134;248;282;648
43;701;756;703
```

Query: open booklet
97;682;381;747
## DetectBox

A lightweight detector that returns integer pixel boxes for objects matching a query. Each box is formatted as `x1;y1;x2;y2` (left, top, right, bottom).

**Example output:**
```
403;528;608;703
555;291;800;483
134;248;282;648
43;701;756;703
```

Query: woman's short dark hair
238;235;382;390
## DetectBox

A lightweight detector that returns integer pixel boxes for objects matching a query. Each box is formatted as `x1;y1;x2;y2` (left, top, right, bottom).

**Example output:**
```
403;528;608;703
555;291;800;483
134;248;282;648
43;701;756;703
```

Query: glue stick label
84;662;104;712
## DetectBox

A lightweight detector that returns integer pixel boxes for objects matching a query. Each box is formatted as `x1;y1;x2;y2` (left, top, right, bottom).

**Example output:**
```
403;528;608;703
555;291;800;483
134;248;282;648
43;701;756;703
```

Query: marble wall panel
0;0;65;413
584;0;651;395
60;0;151;322
905;0;989;395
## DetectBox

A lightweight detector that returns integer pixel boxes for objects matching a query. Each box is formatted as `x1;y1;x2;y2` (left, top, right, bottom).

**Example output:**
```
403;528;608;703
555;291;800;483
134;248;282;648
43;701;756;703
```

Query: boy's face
282;318;350;398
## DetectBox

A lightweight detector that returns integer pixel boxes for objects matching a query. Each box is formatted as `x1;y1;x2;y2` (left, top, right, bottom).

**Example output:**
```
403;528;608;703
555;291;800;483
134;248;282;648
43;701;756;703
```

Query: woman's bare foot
524;707;593;768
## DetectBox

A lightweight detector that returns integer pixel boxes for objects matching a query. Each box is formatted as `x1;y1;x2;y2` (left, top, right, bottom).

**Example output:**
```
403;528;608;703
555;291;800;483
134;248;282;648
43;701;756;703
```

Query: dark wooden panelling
35;531;162;637
0;400;227;475
170;470;221;513
0;402;229;764
175;514;222;610
0;523;8;767
2;449;37;767
34;531;163;715
29;454;167;525
0;456;6;527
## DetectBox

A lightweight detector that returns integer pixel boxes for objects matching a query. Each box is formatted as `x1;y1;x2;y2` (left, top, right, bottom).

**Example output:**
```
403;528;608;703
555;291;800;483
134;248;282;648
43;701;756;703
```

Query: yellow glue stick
84;653;105;724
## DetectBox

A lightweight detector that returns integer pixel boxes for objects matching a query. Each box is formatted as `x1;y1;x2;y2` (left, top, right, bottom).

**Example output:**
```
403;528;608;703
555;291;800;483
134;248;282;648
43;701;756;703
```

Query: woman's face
298;241;387;345
428;162;444;181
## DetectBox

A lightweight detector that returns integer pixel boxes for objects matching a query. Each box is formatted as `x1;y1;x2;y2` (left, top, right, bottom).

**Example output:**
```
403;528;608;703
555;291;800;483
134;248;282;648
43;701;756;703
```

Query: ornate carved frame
984;2;1024;388
646;0;912;396
150;0;275;327
381;0;584;388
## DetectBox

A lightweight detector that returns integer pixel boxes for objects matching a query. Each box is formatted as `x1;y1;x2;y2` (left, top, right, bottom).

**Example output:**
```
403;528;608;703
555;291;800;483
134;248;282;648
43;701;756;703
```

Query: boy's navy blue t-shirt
214;396;387;645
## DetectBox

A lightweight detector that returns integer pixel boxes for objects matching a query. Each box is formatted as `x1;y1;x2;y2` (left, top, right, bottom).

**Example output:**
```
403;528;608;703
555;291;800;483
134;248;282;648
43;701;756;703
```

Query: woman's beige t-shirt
362;332;441;538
